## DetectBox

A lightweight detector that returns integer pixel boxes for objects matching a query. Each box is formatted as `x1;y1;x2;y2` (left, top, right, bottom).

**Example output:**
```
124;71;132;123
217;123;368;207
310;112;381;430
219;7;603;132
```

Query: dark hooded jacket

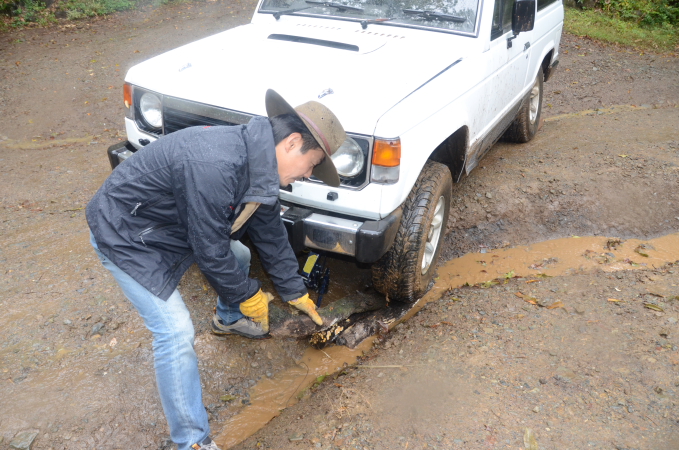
86;116;307;304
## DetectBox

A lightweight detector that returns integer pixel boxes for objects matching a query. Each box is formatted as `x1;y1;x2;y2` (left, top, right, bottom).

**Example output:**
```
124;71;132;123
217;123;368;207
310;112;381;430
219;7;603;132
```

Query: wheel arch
429;126;469;183
535;45;556;83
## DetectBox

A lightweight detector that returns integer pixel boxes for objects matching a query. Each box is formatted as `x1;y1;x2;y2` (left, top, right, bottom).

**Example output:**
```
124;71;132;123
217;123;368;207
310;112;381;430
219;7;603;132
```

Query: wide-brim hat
265;89;347;187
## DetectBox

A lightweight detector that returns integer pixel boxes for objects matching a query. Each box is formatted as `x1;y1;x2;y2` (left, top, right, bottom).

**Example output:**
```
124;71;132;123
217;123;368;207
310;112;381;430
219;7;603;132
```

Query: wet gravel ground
0;2;678;448
235;262;679;450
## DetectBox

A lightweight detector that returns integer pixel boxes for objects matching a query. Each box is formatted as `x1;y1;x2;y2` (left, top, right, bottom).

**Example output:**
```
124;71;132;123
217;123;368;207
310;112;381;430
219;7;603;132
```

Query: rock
289;433;304;441
485;192;492;199
10;431;39;450
539;378;548;385
251;362;259;368
532;406;540;413
555;367;576;382
91;322;105;334
63;319;72;325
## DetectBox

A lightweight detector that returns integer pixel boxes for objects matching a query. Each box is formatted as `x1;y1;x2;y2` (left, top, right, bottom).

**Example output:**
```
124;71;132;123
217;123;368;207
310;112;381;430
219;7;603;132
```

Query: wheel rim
422;195;445;275
529;78;540;125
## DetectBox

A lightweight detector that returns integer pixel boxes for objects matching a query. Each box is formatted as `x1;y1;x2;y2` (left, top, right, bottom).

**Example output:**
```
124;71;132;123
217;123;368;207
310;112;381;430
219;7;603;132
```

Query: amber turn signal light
123;83;132;109
372;138;401;167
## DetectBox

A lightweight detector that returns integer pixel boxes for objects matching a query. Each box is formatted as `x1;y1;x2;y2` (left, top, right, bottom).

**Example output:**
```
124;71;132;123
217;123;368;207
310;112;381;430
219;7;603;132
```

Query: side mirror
512;0;535;35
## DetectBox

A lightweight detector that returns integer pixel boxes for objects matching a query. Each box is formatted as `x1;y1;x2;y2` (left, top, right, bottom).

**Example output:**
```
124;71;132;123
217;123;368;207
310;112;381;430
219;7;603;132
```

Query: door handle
524;41;531;51
507;34;517;48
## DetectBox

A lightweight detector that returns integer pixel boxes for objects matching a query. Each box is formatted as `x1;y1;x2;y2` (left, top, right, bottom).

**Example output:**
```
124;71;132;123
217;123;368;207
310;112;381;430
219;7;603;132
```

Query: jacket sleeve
174;159;260;305
246;201;308;302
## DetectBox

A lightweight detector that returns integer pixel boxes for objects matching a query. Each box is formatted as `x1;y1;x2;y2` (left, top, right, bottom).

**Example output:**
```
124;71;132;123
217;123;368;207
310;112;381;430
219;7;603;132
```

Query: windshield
259;0;480;34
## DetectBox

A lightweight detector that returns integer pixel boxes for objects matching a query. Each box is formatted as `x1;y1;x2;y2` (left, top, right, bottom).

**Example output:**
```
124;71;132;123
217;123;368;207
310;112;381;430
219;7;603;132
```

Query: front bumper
107;141;402;264
281;205;402;264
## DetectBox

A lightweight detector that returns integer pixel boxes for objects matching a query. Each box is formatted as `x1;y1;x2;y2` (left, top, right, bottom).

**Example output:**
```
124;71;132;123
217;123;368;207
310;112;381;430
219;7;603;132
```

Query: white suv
108;0;564;301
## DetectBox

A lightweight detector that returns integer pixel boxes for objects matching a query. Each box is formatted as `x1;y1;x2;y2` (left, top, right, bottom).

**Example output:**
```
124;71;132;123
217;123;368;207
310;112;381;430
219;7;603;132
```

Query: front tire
503;67;544;143
371;160;452;303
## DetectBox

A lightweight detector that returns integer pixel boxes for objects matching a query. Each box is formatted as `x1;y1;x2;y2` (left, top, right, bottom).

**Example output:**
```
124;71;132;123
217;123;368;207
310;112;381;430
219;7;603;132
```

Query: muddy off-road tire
503;67;544;143
371;160;452;302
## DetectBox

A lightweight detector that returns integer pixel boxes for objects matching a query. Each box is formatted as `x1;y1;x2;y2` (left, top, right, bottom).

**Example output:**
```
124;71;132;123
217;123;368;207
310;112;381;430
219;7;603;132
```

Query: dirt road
1;2;678;448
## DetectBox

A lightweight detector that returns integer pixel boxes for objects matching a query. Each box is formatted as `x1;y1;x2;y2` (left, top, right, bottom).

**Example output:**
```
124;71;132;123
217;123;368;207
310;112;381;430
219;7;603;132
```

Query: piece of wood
311;301;414;349
269;292;386;338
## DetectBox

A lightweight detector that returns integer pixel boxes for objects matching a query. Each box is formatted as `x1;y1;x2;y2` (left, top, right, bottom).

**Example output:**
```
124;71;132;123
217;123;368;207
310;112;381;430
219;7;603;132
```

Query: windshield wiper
272;6;312;19
305;1;364;13
402;9;466;23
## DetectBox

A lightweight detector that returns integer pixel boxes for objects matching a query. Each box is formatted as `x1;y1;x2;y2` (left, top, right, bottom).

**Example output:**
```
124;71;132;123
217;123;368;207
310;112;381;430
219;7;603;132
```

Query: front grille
163;108;238;134
161;96;253;135
158;96;372;190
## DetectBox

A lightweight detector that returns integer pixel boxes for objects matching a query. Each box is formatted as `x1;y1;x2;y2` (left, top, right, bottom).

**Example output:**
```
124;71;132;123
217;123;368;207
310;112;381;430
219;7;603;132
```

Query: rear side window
538;0;558;10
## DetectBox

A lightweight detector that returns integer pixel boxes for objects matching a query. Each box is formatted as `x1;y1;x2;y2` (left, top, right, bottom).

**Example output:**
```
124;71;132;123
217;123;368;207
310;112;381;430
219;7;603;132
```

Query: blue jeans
90;232;250;449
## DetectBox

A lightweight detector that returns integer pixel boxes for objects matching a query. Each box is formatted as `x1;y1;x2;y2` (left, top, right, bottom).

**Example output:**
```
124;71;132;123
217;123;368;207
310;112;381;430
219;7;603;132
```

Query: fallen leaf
547;301;565;309
516;292;538;305
635;243;654;257
524;428;538;450
608;298;622;302
644;303;664;312
526;280;540;284
618;154;628;158
109;337;117;347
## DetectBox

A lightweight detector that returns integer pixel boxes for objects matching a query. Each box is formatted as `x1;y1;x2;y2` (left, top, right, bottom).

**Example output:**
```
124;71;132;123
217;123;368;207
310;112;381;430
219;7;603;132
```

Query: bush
58;0;134;19
601;0;679;27
2;0;55;27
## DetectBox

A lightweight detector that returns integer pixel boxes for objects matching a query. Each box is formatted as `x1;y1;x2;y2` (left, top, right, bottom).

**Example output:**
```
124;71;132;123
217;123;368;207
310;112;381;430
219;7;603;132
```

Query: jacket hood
125;20;470;134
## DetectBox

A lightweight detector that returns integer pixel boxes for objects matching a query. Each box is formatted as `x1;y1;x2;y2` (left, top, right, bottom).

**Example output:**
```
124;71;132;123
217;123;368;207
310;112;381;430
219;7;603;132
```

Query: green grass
59;0;134;19
565;7;679;53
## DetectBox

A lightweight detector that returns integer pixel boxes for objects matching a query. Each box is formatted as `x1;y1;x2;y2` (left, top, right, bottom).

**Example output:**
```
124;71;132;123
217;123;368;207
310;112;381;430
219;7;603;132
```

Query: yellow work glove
289;294;323;326
239;289;274;332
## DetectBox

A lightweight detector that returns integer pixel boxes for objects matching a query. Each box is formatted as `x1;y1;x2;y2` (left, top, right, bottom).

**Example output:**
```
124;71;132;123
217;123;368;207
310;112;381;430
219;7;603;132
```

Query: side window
538;0;558;11
491;0;503;40
502;0;516;32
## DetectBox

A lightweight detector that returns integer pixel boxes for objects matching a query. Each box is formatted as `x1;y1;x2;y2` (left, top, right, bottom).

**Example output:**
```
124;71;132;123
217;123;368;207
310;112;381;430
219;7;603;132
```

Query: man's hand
239;289;274;332
289;294;323;326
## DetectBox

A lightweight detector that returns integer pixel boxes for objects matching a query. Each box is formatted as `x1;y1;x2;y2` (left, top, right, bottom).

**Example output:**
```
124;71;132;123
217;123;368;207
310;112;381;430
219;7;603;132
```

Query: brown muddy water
216;232;679;448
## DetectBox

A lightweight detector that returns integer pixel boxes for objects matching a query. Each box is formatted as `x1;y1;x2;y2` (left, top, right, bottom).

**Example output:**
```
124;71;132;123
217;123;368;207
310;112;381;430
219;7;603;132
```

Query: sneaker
211;315;271;340
191;437;221;450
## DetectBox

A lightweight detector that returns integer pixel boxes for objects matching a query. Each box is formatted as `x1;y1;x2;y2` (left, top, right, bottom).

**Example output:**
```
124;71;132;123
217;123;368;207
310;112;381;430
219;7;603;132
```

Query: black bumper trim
355;207;402;263
107;140;137;170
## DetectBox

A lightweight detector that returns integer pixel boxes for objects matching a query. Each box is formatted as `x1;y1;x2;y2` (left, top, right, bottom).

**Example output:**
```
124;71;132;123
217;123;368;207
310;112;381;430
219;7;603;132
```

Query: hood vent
268;34;359;52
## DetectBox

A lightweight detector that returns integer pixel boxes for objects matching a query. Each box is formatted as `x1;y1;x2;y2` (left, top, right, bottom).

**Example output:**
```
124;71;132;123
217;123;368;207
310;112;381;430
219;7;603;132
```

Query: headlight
139;92;163;129
331;137;364;177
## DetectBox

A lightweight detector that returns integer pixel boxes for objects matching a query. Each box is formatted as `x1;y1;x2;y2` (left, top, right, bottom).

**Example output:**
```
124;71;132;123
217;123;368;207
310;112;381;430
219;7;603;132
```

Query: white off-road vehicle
108;0;564;301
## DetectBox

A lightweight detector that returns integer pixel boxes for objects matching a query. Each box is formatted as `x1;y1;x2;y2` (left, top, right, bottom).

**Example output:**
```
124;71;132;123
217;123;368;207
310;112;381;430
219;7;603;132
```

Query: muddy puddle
216;232;679;448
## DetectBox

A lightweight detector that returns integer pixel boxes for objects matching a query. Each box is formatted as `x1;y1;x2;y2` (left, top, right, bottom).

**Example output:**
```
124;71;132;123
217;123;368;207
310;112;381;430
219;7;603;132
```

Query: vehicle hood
126;20;470;135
